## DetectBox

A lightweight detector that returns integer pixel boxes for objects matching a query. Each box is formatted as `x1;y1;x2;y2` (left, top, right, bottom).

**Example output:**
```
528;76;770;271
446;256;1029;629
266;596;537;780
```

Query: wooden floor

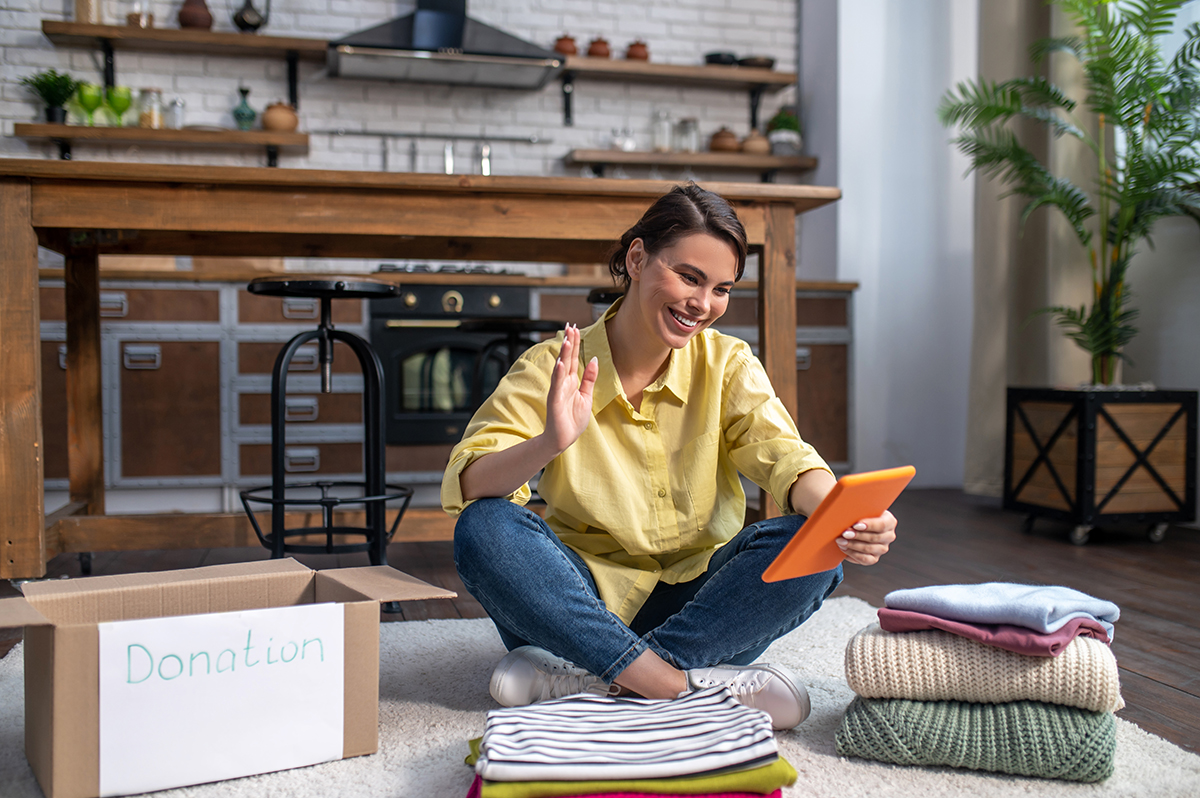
2;489;1197;755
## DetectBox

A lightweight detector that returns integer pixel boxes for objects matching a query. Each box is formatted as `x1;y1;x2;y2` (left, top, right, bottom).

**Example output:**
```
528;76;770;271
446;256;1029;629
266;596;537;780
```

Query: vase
587;37;610;58
233;0;270;33
232;87;256;131
1003;386;1198;545
178;0;213;29
554;35;577;56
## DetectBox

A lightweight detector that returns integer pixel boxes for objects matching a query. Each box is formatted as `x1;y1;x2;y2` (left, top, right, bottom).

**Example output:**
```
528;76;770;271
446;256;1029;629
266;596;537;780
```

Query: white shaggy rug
1;597;1198;798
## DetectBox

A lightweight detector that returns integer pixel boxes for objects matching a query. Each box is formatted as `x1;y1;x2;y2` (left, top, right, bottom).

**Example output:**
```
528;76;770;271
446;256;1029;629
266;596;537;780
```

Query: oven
370;284;532;445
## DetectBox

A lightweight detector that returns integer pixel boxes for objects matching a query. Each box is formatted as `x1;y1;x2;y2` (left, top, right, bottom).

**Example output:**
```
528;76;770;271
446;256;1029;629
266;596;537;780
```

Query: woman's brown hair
607;182;748;289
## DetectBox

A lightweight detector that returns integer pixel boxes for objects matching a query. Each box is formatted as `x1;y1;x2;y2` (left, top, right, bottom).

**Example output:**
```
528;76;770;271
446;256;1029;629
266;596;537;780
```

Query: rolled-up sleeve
720;345;831;514
440;344;555;515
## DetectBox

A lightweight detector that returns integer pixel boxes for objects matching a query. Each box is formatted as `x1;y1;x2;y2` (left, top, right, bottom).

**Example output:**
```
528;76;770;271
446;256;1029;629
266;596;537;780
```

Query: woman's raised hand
543;323;599;454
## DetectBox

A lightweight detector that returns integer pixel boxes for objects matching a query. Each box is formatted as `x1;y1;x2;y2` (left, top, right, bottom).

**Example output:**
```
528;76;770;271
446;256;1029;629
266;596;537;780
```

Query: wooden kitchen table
0;159;840;579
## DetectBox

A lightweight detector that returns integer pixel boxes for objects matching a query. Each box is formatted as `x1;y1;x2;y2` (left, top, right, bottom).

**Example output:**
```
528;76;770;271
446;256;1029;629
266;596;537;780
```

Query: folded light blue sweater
884;583;1119;638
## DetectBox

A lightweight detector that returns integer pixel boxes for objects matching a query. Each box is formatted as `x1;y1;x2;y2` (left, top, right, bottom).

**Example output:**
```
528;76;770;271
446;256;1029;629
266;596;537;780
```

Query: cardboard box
0;559;456;798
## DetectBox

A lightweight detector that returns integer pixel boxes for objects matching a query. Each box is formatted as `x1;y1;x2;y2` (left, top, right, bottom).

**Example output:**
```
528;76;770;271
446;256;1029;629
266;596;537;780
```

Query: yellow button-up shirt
441;304;831;624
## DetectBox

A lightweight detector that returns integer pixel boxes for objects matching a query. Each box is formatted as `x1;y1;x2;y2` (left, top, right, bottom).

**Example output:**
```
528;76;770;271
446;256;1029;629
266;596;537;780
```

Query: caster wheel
1148;522;1168;543
1069;525;1092;546
79;551;93;575
1021;515;1037;535
381;600;404;615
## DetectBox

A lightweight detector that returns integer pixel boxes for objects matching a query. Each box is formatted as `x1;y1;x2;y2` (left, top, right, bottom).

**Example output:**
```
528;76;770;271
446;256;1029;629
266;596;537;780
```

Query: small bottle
138;88;163;129
167;97;186;130
651;109;673;152
674;117;699;153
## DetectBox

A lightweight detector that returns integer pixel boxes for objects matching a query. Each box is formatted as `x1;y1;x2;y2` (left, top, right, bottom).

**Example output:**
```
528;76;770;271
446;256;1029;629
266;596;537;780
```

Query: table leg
0;179;47;578
758;203;799;519
65;239;106;515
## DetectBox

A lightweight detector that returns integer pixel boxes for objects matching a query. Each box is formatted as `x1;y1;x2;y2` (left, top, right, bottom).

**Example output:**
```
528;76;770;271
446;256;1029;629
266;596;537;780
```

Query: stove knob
442;290;464;313
488;293;502;308
403;292;419;308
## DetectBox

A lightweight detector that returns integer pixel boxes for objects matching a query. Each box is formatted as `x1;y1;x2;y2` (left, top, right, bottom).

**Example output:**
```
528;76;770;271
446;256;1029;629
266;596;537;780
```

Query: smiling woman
438;183;898;732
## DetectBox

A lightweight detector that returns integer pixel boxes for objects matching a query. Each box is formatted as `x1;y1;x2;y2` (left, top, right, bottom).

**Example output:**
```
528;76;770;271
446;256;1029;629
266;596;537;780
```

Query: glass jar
167;97;186;130
126;1;154;28
674;117;699;153
651;109;673;152
137;88;163;129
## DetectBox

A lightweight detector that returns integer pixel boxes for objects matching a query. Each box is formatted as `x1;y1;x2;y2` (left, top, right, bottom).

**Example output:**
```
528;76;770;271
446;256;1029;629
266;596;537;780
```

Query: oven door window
399;346;507;412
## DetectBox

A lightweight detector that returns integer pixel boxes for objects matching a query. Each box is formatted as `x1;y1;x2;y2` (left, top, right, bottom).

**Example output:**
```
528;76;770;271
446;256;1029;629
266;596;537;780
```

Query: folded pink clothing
464;777;782;798
877;607;1111;656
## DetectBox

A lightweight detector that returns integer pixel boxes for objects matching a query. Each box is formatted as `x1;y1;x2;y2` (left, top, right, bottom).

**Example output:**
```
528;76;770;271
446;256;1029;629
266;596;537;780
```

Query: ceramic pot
768;128;802;156
261;102;298;132
178;0;214;30
625;40;649;60
233;0;269;33
554;35;577;56
45;106;67;125
587;37;610;58
709;126;740;152
741;129;770;155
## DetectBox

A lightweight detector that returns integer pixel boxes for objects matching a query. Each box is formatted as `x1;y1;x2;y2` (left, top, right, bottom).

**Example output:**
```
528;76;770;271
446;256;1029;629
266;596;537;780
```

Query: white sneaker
686;663;811;730
489;646;616;707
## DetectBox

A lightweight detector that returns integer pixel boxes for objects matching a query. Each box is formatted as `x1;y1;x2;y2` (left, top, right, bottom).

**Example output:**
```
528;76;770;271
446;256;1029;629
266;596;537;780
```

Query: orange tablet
762;465;916;582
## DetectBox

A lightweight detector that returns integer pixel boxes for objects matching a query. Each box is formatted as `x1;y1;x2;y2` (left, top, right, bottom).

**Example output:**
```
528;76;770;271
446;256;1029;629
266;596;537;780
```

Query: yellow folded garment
844;624;1123;712
465;739;796;798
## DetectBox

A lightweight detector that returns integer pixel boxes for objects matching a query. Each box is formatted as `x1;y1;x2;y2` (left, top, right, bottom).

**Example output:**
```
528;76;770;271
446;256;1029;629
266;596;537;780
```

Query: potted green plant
939;0;1199;544
20;69;82;124
765;108;802;155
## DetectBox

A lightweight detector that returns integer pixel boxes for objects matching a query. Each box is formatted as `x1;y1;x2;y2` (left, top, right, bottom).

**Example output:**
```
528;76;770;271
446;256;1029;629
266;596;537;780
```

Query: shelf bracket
266;145;279;167
54;138;72;160
286;50;299;110
749;85;765;131
561;73;574;127
101;39;115;91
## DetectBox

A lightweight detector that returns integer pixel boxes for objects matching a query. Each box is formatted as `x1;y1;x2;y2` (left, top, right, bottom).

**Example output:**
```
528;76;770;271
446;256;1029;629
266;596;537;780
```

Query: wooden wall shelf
566;148;816;181
563;56;796;90
41;20;327;60
14;124;309;165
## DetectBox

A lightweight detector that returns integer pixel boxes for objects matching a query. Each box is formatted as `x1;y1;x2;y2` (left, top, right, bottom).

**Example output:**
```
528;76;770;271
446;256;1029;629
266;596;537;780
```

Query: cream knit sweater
844;624;1124;712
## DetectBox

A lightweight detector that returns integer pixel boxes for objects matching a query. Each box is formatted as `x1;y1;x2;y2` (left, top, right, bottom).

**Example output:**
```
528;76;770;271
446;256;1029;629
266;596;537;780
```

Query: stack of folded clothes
834;582;1122;783
464;685;798;798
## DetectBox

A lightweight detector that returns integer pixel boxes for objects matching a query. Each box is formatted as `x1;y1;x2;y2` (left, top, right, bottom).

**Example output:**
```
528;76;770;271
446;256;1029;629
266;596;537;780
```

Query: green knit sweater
835;697;1115;782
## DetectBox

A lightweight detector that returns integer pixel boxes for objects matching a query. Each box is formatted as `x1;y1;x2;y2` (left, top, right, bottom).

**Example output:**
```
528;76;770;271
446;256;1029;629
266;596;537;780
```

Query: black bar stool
460;318;567;410
239;277;413;569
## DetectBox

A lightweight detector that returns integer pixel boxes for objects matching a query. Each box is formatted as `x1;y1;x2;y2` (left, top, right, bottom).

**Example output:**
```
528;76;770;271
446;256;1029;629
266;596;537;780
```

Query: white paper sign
98;602;345;797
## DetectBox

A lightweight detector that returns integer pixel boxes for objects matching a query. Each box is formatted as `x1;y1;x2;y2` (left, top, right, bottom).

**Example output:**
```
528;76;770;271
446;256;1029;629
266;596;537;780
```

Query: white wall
836;0;977;486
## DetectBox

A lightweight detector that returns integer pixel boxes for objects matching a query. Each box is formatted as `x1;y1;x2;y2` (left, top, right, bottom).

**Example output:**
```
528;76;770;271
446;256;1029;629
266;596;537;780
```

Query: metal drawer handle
99;292;128;318
284;447;320;473
796;346;811;371
58;344;68;371
285;396;320;422
282;297;319;320
123;344;162;370
288;345;319;370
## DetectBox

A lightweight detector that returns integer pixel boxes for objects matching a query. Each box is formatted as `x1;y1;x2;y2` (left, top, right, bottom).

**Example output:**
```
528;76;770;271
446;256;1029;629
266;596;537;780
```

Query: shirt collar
580;296;693;412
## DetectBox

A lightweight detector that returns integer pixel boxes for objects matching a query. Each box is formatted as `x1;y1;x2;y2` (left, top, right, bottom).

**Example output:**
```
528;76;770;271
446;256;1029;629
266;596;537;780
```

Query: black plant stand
239;278;413;590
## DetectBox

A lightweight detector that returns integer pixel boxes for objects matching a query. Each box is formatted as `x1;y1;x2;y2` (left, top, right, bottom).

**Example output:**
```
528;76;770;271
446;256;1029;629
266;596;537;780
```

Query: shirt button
644;422;653;430
657;489;667;498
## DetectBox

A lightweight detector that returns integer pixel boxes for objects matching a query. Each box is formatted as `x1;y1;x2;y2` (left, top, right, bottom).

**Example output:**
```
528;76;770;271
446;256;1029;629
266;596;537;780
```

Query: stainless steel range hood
328;0;563;90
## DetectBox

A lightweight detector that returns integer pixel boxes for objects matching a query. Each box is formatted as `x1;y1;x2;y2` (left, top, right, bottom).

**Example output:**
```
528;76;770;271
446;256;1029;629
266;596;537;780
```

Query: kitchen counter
1;159;840;578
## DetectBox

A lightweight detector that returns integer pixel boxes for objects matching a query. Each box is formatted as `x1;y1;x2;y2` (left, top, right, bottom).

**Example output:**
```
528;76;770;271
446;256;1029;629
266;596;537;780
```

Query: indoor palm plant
940;0;1200;544
939;0;1200;385
20;69;82;124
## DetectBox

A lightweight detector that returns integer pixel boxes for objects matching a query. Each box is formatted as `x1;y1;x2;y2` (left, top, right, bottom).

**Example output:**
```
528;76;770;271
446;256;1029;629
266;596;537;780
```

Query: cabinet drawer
385;443;455;473
120;341;222;478
720;295;848;327
38;287;220;322
239;392;363;425
795;344;848;463
240;442;363;477
41;342;69;480
238;291;362;324
237;341;363;375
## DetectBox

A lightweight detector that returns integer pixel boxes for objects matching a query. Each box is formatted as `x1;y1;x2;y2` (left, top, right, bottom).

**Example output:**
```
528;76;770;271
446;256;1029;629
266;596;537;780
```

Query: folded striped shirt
476;686;778;782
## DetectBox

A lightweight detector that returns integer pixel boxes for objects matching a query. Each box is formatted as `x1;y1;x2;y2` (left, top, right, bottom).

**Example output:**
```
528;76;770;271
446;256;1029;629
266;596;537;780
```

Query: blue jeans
453;498;843;683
